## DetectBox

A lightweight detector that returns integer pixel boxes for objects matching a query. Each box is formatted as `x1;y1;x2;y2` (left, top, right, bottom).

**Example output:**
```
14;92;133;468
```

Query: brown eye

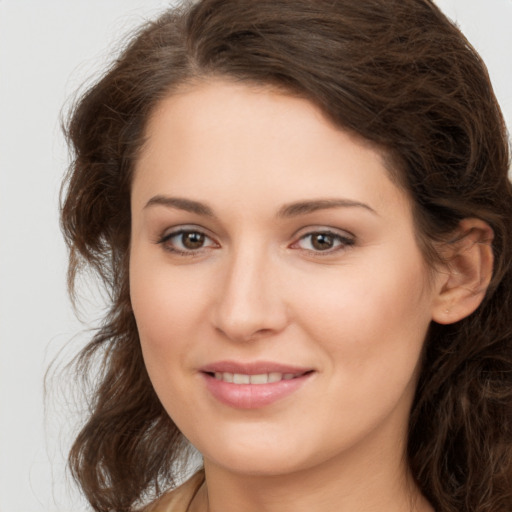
182;231;205;249
293;230;355;254
159;229;217;254
311;233;336;251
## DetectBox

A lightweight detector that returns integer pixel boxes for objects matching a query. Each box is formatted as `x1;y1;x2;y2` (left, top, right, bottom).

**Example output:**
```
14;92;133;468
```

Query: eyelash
291;230;355;255
157;228;355;257
157;228;218;256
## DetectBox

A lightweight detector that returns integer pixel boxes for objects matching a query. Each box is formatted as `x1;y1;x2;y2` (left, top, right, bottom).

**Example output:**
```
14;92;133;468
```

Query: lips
213;371;299;384
200;361;314;409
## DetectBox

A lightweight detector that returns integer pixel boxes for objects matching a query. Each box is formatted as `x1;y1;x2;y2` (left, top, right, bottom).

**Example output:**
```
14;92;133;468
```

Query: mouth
205;370;312;385
199;362;315;409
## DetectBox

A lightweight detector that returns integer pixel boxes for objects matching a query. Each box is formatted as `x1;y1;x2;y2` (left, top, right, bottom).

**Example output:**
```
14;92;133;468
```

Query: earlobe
432;218;494;325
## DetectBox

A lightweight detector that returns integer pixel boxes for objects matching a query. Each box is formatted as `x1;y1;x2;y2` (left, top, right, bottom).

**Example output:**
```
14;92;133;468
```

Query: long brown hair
61;1;512;510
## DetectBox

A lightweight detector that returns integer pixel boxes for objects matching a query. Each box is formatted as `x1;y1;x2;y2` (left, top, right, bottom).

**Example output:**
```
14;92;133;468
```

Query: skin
129;80;457;512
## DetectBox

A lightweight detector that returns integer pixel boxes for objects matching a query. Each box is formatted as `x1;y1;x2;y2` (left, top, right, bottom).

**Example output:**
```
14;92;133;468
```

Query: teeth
268;372;282;383
250;373;268;384
233;373;250;384
212;372;300;384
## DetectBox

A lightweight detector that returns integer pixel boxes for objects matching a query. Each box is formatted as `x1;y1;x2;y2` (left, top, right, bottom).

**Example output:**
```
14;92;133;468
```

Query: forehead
132;80;410;219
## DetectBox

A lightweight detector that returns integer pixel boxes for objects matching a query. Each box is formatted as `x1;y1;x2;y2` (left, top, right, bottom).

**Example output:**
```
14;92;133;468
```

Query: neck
189;434;433;512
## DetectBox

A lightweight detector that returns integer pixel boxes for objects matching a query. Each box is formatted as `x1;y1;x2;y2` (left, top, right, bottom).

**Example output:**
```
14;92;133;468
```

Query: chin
195;426;334;478
206;450;308;477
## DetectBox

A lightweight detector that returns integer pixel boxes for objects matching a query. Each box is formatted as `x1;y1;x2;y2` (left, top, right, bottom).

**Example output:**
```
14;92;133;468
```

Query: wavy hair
60;0;512;510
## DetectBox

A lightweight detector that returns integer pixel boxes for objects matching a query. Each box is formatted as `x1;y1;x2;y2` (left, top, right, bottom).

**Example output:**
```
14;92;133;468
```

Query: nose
211;246;289;343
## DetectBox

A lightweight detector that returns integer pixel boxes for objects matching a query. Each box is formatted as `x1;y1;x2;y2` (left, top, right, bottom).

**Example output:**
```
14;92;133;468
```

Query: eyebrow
277;199;377;218
144;195;215;217
144;195;377;218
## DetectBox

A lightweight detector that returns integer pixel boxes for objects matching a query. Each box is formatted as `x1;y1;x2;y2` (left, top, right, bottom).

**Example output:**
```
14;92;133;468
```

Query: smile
200;362;314;409
212;372;300;384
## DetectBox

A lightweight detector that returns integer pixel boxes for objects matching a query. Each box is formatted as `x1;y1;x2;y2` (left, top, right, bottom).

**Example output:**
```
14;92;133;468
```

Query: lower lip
202;373;312;409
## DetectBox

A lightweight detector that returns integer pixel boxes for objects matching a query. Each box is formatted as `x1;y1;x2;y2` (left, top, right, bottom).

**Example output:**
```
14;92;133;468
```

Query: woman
60;0;512;511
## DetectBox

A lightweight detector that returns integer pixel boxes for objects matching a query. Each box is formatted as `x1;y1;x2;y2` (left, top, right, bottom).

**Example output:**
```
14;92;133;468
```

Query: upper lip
200;360;313;375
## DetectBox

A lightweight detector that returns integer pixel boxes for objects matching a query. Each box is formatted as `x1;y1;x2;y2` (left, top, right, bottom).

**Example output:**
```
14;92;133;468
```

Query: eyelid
157;224;220;255
290;224;355;240
289;226;356;254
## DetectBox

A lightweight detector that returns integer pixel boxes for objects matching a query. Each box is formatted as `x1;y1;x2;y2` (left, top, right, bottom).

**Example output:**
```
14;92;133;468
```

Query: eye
292;230;355;253
158;228;218;255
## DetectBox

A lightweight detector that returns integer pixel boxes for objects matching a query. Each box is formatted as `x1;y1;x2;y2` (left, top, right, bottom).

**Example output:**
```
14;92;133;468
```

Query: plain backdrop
0;1;511;511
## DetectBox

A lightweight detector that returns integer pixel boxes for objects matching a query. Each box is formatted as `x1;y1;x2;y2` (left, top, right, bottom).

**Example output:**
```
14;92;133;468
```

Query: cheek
293;254;433;382
129;250;199;363
129;250;224;403
129;260;205;416
130;237;209;326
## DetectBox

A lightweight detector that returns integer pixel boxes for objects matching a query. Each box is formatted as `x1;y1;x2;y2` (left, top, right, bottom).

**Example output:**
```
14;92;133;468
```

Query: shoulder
145;470;205;512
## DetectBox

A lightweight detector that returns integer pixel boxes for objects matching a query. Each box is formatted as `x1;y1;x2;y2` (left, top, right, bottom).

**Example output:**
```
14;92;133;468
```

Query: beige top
146;471;205;512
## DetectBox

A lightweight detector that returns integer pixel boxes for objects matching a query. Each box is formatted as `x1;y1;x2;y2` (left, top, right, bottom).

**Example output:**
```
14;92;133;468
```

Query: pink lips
200;361;314;409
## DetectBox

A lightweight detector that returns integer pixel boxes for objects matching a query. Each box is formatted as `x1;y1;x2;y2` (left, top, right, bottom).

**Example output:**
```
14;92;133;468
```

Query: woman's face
130;81;444;477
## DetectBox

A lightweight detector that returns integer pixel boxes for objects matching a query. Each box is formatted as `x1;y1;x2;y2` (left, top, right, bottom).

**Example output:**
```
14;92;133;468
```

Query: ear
432;218;494;325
